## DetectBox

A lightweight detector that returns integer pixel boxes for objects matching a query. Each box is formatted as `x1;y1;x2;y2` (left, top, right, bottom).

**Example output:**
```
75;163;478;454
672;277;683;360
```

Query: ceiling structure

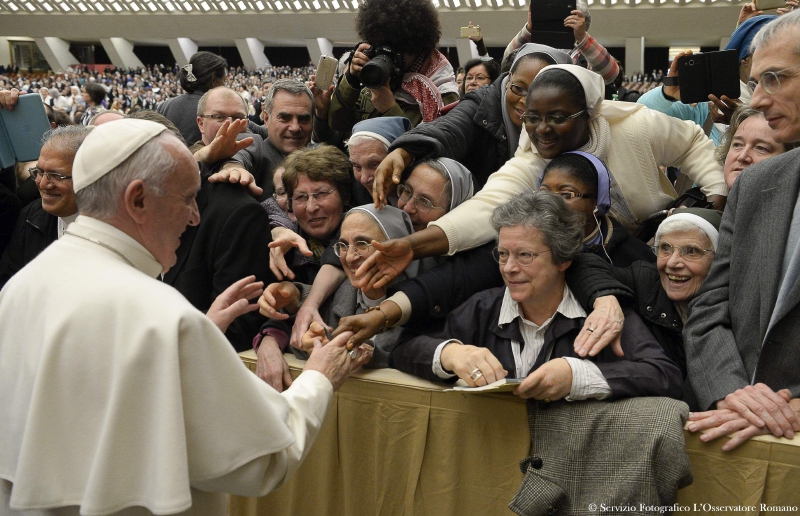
0;0;746;48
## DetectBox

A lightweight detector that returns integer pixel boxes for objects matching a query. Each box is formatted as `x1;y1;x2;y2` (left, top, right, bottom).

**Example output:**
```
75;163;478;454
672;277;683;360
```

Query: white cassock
0;216;333;516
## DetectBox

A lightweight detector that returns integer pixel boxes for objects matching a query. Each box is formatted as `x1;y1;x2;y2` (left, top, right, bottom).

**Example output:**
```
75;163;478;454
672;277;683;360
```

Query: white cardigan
432;102;727;254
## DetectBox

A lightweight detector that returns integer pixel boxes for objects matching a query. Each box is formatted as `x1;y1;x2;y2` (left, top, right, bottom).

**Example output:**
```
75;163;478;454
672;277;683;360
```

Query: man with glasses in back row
0;126;91;290
683;11;800;450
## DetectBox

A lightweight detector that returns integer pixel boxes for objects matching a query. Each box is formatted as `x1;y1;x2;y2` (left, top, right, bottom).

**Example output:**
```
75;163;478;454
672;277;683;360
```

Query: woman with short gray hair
390;191;682;402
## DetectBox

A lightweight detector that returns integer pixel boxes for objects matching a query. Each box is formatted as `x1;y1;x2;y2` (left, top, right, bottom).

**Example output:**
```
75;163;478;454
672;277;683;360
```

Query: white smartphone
315;55;338;90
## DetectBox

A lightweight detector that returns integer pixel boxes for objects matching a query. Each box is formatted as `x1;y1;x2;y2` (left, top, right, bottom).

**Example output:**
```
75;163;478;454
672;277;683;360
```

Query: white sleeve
431;134;544;255
432;340;462;379
562;357;612;401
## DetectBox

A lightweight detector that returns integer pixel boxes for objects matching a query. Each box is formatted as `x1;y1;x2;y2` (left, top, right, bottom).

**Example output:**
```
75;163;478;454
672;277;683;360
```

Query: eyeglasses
748;63;800;95
539;187;595;201
651;242;714;261
397;184;446;213
465;74;489;82
521;110;587;127
508;82;529;97
29;167;72;182
291;189;335;208
199;113;248;122
492;247;551;267
333;241;373;257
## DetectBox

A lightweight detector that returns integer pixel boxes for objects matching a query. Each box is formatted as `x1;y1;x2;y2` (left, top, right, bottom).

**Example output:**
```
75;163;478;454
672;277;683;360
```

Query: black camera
359;45;405;91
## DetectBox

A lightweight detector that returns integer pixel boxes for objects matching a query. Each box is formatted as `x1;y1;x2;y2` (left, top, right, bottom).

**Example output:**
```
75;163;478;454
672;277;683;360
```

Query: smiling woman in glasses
389;191;683;401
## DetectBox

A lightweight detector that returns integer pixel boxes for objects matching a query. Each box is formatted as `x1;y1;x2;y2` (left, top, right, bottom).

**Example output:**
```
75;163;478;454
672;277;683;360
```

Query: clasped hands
688;383;800;451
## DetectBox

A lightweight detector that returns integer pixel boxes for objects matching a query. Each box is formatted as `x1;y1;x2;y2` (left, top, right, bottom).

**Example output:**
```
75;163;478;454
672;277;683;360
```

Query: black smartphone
676;50;740;104
528;0;577;48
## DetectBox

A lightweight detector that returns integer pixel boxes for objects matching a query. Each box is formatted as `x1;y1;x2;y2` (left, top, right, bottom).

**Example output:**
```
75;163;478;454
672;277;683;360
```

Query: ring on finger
586;327;594;333
469;368;483;382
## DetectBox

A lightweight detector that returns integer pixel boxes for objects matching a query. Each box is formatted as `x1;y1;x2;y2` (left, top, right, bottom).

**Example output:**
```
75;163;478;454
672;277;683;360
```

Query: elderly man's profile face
35;143;77;218
140;139;201;272
197;89;248;146
750;27;800;144
264;90;313;155
348;138;387;192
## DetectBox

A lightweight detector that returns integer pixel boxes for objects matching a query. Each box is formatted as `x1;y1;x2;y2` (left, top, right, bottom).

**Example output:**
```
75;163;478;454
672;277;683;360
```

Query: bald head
196;86;249;146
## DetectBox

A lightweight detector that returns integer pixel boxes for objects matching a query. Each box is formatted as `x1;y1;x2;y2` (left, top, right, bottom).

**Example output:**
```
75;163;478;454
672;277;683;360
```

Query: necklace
63;230;134;267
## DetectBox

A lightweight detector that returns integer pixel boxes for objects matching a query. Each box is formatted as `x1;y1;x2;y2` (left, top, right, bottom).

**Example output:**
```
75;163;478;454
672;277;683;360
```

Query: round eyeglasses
651;242;714;261
334;241;373;258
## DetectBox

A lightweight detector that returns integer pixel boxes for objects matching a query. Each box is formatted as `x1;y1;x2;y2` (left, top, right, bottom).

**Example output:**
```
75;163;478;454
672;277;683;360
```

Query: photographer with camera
327;0;459;136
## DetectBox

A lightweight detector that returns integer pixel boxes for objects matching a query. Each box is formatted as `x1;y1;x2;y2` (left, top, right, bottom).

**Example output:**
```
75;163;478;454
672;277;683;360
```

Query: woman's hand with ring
441;343;507;387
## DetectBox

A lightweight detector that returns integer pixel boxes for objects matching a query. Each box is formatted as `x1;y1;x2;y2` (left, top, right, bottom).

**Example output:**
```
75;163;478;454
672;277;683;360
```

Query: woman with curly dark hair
325;0;459;140
158;51;228;145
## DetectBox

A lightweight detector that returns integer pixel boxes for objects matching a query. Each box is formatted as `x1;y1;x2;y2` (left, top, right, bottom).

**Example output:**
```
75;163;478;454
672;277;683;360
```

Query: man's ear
123;179;148;224
196;116;204;132
262;110;269;124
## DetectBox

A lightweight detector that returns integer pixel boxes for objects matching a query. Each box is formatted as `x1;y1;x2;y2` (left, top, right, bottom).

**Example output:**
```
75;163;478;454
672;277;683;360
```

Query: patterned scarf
394;50;459;123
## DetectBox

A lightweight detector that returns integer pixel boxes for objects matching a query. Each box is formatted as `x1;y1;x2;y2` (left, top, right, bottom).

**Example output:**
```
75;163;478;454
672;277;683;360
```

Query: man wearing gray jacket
683;11;800;451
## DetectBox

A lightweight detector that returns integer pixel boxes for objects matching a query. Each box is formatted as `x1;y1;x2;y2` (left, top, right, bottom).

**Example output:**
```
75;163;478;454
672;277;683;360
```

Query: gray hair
750;10;800;55
76;132;183;219
197;86;248;117
414;159;452;210
42;125;93;161
490;191;584;264
346;134;389;152
263;78;313;116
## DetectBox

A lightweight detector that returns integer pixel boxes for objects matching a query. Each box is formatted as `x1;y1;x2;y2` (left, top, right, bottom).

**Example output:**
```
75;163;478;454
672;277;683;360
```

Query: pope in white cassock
0;117;370;515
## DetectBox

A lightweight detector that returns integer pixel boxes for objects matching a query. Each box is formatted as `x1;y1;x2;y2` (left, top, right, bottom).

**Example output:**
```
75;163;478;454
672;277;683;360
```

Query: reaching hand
372;148;412;208
467;21;483;43
258;281;302;320
574;296;625;358
332;309;388;350
206;163;263;198
777;0;798;15
304;330;373;390
205;275;264;334
268;227;313;280
291;303;330;350
256;336;294;392
196;119;254;164
299;321;330;352
355;238;413;291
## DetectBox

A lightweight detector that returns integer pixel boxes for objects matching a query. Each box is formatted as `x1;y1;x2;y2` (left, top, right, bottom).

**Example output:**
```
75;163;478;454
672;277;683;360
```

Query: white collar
64;215;163;278
498;284;586;328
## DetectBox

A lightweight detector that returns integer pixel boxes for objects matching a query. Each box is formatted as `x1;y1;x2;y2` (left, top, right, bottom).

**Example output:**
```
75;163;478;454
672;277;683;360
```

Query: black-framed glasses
29;167;72;182
651;242;714;261
492;247;551;266
397;184;445;213
334;241;373;257
508;82;529;97
291;189;335;208
521;110;587;127
199;113;248;122
748;63;800;95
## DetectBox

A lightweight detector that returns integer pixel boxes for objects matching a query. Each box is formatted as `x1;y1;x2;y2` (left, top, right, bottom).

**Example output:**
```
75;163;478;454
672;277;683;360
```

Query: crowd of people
2;0;800;513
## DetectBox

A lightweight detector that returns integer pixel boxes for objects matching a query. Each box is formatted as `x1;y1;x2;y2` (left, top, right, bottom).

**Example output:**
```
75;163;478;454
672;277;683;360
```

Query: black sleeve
388;89;485;163
389;242;503;329
211;199;277;351
0;182;22;259
0;202;32;290
565;253;634;310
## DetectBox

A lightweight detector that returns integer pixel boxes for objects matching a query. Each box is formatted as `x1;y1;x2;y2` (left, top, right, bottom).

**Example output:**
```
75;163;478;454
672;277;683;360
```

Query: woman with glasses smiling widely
389;192;682;401
569;208;721;394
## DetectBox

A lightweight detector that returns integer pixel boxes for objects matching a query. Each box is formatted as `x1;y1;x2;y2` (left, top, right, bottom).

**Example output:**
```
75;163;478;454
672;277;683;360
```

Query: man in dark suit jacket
683;12;800;451
163;168;276;351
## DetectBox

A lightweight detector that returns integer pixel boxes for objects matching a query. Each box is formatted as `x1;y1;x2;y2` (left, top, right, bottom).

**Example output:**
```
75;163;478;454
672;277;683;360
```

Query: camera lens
361;54;393;89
